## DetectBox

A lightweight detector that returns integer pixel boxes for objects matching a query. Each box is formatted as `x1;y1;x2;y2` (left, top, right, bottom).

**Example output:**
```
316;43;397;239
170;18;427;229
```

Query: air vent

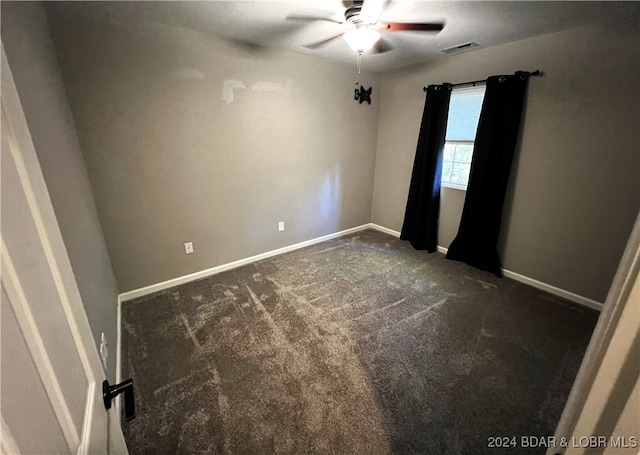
441;42;480;55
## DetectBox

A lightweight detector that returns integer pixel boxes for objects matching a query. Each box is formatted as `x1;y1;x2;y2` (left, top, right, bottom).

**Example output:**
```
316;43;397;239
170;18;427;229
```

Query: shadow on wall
496;90;530;259
318;163;343;234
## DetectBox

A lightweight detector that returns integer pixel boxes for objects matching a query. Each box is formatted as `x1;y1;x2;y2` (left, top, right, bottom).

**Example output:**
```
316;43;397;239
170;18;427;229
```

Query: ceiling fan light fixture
343;28;381;53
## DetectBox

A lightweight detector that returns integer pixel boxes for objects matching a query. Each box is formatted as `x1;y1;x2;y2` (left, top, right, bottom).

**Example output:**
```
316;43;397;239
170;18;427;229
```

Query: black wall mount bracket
103;378;136;422
354;86;372;104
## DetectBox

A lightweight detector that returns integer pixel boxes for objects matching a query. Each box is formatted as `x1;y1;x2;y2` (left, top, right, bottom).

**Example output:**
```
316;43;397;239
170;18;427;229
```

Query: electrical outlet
99;333;108;370
184;242;194;254
278;221;285;232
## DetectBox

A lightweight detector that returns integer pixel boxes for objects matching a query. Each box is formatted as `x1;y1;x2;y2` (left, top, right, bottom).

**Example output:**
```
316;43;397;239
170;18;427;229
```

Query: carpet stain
464;275;499;290
122;229;599;454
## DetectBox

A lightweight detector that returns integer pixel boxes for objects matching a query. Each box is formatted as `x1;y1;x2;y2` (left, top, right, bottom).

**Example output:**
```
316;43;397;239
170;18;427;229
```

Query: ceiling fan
287;0;445;55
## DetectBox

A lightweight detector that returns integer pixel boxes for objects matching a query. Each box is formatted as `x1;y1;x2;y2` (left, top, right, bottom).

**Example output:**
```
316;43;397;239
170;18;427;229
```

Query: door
1;44;127;454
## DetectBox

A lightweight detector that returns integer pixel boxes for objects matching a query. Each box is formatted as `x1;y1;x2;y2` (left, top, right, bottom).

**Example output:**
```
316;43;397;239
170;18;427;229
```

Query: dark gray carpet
121;229;599;454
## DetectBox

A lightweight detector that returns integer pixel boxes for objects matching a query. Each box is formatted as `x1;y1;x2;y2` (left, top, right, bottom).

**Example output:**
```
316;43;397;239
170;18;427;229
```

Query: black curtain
446;72;530;276
400;84;452;252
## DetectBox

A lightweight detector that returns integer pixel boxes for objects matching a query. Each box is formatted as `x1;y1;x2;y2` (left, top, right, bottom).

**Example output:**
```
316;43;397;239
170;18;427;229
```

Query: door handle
103;378;136;421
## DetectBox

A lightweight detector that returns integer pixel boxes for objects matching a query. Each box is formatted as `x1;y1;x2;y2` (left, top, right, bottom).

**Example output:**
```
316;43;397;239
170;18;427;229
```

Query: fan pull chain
357;52;362;74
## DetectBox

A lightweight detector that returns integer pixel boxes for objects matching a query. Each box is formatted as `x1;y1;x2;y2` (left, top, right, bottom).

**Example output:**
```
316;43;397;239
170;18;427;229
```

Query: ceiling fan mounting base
345;4;364;24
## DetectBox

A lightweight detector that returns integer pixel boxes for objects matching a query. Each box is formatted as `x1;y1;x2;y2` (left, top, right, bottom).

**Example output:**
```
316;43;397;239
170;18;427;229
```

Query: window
441;85;486;190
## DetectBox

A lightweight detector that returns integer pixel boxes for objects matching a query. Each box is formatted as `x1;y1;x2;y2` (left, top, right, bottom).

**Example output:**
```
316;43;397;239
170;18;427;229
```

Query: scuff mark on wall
222;79;247;104
223;78;293;103
251;78;293;95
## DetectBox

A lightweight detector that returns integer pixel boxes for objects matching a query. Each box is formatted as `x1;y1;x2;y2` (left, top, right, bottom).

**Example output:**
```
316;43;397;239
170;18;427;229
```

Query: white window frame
441;181;469;192
441;140;474;191
441;84;486;191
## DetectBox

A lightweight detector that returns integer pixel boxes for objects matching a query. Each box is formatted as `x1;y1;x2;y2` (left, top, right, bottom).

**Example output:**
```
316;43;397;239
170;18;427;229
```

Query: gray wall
1;2;120;381
46;13;381;292
372;24;640;303
21;5;638;304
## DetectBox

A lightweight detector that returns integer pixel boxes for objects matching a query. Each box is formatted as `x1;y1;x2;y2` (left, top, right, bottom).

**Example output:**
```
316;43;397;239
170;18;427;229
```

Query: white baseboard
500;269;602;311
368;223;401;238
118;222;602;312
119;224;372;302
433;244;602;311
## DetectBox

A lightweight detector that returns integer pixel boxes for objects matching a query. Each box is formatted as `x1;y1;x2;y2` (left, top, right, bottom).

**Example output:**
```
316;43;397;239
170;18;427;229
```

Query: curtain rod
422;70;542;92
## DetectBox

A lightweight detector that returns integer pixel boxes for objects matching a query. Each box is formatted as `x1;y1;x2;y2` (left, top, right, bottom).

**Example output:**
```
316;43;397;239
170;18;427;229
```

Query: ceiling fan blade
360;0;385;24
304;33;344;49
385;22;444;32
371;37;395;54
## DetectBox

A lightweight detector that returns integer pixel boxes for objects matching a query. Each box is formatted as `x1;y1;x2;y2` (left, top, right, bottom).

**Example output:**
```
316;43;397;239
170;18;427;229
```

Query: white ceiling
46;1;640;72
